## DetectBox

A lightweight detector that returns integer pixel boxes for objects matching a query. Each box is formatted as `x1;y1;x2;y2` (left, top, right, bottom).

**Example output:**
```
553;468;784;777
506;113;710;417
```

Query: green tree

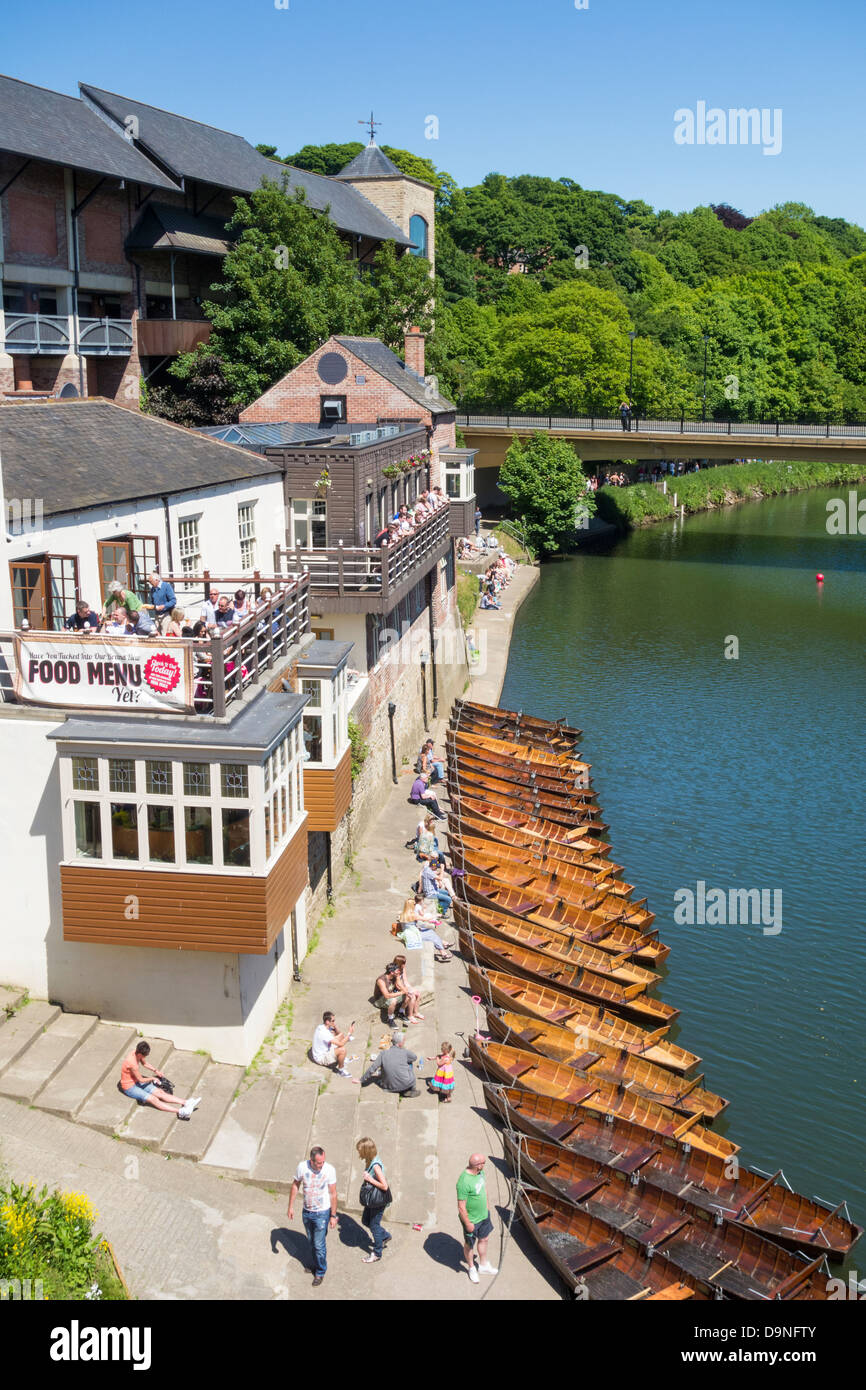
147;352;236;427
172;177;364;406
358;240;434;350
498;433;593;556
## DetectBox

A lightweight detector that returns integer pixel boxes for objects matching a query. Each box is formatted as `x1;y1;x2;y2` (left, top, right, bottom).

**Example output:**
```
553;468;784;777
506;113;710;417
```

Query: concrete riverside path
0;552;555;1301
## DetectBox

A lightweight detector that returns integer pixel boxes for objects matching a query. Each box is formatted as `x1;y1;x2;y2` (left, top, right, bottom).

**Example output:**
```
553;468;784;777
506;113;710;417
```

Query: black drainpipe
161;497;175;572
426;570;439;719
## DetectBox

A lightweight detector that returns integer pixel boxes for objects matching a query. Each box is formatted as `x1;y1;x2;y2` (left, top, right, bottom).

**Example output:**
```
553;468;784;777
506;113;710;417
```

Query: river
499;485;866;1261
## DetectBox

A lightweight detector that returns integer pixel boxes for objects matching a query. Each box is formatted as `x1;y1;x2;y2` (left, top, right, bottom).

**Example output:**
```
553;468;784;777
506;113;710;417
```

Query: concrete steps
121;1049;210;1149
250;1080;319;1192
35;1023;138;1120
78;1039;174;1135
0;984;29;1015
0;1012;98;1102
161;1061;245;1161
201;1077;280;1176
0;1000;61;1075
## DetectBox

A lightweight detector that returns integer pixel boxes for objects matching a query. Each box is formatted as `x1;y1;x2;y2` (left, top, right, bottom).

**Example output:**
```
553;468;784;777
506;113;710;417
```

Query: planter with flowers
315;468;332;498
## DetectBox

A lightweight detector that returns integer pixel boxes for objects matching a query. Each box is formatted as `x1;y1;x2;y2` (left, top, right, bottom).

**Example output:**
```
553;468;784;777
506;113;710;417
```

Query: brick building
0;76;425;405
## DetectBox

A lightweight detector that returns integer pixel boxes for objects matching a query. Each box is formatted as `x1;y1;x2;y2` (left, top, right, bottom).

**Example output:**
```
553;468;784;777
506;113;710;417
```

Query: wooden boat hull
447;812;621;876
504;1135;828;1300
449;776;609;830
469;1038;738;1159
455;899;658;986
447;749;598;802
449;830;633;896
468;963;700;1073
453;698;582;743
486;1085;861;1260
455;852;652;924
459;928;676;1028
458;874;666;965
450;796;612;856
446;727;591;774
516;1187;709;1300
487;1010;726;1120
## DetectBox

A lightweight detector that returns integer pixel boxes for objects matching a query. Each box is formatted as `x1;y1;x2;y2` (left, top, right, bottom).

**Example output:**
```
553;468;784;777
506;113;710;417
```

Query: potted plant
382;463;402;481
315;468;332;497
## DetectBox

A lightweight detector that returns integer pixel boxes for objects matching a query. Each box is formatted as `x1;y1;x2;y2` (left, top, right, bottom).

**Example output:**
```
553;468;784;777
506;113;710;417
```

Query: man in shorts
311;1011;354;1078
119;1041;201;1119
457;1152;498;1283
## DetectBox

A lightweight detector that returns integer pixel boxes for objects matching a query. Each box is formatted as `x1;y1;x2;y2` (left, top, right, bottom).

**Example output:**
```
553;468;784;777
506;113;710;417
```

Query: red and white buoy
816;573;824;584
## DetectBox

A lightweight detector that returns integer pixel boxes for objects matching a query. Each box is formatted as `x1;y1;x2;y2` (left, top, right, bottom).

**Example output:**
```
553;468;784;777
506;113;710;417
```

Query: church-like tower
335;141;435;278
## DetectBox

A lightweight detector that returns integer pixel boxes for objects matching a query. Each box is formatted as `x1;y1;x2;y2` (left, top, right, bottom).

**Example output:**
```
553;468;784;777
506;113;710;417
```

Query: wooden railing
273;505;451;599
0;573;310;718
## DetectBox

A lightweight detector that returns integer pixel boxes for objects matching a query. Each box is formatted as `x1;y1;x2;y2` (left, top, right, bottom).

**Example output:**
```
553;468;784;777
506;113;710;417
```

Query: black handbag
360;1174;392;1210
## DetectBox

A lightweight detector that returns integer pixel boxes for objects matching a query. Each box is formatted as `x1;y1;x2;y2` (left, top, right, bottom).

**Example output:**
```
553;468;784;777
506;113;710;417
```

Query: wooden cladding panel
303;749;353;832
60;827;308;955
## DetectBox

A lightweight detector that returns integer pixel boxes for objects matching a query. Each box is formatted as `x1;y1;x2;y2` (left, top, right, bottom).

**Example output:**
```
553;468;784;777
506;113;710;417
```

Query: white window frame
289;498;327;550
238;502;257;571
178;516;202;576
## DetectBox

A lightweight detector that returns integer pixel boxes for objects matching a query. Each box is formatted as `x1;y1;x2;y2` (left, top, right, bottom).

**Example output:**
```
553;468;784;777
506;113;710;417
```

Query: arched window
409;215;428;258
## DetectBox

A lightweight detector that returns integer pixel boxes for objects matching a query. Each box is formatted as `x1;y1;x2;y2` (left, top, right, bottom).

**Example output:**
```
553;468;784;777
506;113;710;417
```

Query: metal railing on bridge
457;412;866;440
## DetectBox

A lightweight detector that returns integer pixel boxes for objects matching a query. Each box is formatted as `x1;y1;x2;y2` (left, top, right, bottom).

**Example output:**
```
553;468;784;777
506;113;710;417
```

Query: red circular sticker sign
144;653;182;695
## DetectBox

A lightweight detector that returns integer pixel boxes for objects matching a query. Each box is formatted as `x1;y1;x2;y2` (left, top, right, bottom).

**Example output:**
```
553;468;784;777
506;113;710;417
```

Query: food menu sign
13;634;194;713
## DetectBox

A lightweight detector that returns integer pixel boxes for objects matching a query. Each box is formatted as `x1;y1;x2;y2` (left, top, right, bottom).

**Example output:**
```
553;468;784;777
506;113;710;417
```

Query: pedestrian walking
457;1153;498;1284
619;399;632;433
288;1146;338;1287
356;1136;393;1262
474;506;483;537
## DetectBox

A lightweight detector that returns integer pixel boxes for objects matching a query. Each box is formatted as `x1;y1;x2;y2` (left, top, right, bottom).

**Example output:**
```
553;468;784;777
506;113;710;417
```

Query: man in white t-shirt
288;1146;338;1287
311;1011;354;1077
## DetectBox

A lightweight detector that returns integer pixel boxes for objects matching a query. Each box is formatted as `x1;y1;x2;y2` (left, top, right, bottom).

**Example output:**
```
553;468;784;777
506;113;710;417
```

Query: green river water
499;484;865;1258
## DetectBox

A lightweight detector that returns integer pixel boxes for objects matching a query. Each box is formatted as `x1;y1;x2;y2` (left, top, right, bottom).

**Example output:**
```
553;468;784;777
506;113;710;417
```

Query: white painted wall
0;710;303;1066
3;472;287;623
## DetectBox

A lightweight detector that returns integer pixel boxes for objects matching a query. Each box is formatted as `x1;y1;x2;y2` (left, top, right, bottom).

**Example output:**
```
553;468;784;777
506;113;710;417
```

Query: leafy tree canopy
498;433;594;556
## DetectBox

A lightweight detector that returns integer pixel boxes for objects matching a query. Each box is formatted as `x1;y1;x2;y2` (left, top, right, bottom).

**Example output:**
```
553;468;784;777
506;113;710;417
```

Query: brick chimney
404;326;425;378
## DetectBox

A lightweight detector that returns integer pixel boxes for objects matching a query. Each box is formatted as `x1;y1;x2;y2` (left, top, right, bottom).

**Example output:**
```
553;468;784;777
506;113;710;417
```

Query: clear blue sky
4;0;865;224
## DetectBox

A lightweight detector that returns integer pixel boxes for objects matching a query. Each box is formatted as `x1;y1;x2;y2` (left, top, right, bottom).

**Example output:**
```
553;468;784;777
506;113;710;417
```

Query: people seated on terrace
103;581;144;621
480;591;501;610
414;813;443;863
233;589;251;621
420;858;453;916
373;963;411;1024
392;911;452;962
64;600;100;631
190;619;209;639
390;955;423;1024
258;587;274;607
200;587;220;624
148;571;177;633
163;608;186;638
125;607;156;637
215;595;235;625
409;770;446;819
311;1011;355;1077
103;605;129;635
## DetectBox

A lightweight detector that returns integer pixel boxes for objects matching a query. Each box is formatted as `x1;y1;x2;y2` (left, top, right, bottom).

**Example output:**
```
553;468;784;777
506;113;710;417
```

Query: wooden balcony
274;506;452;614
137;318;212;357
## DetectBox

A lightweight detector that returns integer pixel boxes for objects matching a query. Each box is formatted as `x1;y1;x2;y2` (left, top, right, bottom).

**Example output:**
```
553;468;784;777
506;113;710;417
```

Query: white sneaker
177;1105;191;1119
188;1097;202;1112
477;1262;499;1275
467;1263;479;1283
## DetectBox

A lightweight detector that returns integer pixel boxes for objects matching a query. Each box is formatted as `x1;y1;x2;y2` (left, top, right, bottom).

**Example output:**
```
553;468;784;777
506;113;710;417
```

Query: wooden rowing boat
458;929;675;1026
469;1038;738;1158
450;796;612;857
446;748;598;803
453;698;582;743
468;963;699;1073
516;1188;708;1300
448;830;633;896
454;900;658;984
487;1011;725;1118
486;1085;862;1260
448;774;609;830
469;964;697;1072
455;851;652;923
447;810;620;875
505;1136;829;1300
459;873;666;965
446;727;590;774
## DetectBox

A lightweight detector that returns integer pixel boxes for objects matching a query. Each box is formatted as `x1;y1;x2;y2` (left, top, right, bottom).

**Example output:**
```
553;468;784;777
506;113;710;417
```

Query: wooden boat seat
547;1118;581;1143
571;1051;603;1071
509;1062;538;1080
562;1241;621;1275
614;1144;661;1175
642;1214;691;1246
570;1175;609;1202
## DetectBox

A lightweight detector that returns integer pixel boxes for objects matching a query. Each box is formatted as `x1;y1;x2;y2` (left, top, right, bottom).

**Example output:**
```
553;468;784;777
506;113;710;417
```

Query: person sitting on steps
119;1041;201;1120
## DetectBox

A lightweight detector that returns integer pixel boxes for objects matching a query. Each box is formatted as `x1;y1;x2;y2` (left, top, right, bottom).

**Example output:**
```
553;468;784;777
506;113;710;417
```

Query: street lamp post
702;333;710;422
628;330;637;401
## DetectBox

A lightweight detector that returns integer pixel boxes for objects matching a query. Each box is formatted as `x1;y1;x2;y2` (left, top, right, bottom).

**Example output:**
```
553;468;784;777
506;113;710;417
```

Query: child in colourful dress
428;1043;455;1103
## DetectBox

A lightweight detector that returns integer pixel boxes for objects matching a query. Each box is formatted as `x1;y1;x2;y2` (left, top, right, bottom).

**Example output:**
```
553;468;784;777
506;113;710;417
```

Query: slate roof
48;689;309;751
0;400;281;518
0;73;177;188
81;84;412;245
336;143;407;181
334;337;455;414
126;203;233;257
197;421;422;451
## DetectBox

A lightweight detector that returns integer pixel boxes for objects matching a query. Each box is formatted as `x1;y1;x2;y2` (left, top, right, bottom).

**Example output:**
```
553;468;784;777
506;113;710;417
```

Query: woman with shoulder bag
356;1136;392;1262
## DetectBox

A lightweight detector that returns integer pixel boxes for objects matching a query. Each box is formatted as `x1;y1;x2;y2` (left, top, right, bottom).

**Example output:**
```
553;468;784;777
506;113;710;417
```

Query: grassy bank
595;458;866;530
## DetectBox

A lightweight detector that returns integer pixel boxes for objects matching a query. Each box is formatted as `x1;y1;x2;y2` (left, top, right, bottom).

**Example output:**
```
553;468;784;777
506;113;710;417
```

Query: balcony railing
273;506;452;608
0;573;310;718
1;313;133;357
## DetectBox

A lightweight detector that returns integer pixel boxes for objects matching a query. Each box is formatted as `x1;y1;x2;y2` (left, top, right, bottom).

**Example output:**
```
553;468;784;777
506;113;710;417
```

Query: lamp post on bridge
701;333;710;422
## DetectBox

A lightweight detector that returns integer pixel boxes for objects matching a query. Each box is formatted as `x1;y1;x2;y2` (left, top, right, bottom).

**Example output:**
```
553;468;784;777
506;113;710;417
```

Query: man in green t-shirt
457;1153;498;1284
103;581;143;619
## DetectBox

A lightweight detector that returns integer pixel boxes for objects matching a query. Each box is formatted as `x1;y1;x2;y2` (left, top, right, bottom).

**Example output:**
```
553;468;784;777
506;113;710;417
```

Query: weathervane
358;111;381;144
